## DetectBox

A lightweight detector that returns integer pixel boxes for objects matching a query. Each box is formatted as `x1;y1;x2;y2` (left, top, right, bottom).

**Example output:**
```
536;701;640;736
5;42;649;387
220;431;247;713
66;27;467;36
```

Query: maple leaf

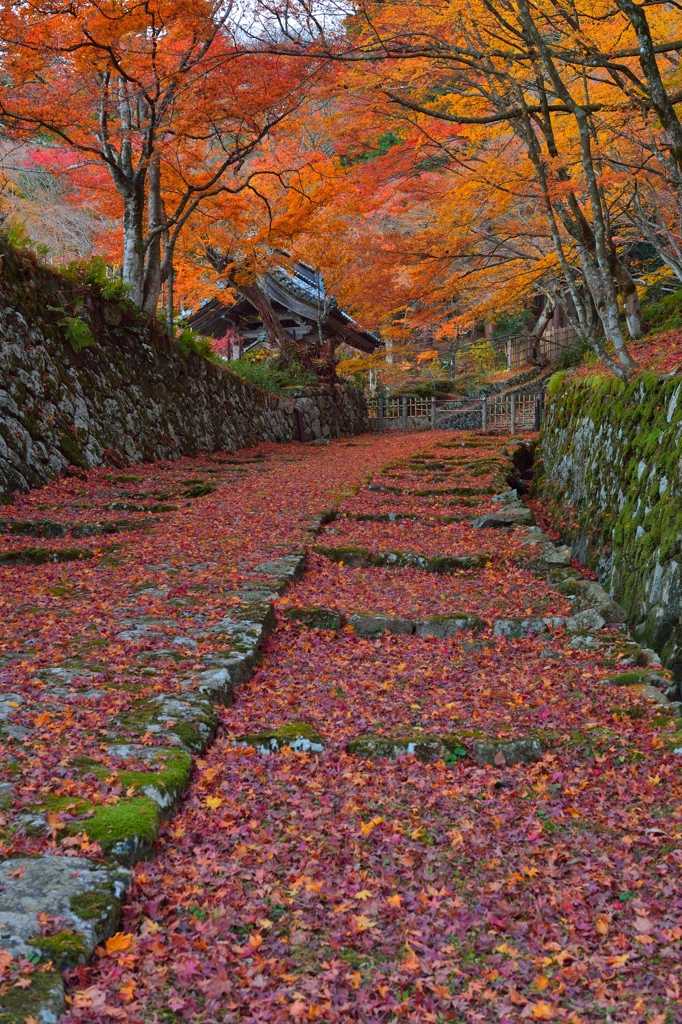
594;916;610;936
12;977;32;988
530;1002;555;1019
104;933;135;955
360;816;382;835
353;889;373;901
386;893;402;907
205;795;222;810
119;980;136;1002
352;914;375;932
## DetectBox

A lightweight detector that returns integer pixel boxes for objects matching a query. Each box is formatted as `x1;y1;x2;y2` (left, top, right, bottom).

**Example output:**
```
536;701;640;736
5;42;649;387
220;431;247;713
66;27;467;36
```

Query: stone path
1;433;681;1022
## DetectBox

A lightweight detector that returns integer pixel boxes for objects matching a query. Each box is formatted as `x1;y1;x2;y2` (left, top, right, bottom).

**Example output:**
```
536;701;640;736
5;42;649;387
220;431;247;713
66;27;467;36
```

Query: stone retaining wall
538;368;682;677
0;242;367;502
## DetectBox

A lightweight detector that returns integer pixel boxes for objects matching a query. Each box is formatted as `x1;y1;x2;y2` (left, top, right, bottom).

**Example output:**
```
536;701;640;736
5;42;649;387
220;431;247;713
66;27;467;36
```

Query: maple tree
0;0;324;318
245;0;682;376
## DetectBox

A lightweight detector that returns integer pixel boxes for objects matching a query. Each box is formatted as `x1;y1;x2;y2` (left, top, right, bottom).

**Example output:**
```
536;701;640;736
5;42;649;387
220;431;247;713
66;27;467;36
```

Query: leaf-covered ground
2;432;681;1023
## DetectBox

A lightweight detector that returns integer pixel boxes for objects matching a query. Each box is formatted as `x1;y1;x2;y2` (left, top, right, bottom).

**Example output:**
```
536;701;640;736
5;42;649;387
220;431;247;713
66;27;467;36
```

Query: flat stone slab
284;605;344;630
473;507;534;528
415;615;484;638
251;553;306;586
493;618;549;638
566;608;606;632
235;722;325;753
0;856;130;963
348;613;414;636
472;738;544;766
347;732;468;763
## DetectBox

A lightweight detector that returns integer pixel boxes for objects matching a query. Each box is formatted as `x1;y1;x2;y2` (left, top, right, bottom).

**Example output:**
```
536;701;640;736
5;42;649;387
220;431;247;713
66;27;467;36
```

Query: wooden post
481;397;487;433
510;392;516;435
378;394;384;433
402;396;407;428
430;396;436;428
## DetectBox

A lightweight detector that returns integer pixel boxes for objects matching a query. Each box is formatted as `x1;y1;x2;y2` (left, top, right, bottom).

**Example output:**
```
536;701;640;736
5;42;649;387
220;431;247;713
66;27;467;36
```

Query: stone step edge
0;551;308;1023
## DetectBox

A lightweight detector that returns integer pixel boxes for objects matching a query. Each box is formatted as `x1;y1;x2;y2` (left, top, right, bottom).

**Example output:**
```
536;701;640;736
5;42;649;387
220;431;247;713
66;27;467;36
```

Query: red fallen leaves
0;433;439;852
317;516;546;561
57;432;682;1023
282;556;572;621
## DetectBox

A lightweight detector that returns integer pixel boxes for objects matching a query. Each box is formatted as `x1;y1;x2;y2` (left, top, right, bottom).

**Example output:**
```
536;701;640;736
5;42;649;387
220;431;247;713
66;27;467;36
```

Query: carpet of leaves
4;431;681;1023
0;435;434;849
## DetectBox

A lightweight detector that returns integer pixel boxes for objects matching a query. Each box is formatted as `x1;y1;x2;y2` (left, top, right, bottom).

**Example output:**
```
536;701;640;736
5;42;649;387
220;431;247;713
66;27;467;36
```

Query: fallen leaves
4;433;678;1024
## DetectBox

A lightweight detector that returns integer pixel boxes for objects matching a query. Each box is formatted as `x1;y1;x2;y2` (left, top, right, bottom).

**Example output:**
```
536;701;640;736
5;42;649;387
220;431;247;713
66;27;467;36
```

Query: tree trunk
530;298;556;363
122;197;145;308
238;281;298;360
142;156;163;317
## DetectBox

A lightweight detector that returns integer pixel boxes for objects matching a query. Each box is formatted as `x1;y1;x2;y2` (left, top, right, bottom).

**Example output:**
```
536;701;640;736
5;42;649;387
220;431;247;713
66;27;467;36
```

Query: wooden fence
368;387;544;433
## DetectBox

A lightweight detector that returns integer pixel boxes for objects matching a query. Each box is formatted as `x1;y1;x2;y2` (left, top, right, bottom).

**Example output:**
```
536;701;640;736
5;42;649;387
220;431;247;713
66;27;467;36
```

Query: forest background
2;0;682;389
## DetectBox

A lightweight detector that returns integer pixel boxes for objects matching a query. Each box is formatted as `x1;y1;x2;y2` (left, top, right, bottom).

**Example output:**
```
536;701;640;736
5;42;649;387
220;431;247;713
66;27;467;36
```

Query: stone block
472;737;544;766
284;605;343;630
566;609;606;632
348;613;415;636
493;618;549;638
235;722;325;753
415;615;484;638
473;506;534;528
347;732;447;763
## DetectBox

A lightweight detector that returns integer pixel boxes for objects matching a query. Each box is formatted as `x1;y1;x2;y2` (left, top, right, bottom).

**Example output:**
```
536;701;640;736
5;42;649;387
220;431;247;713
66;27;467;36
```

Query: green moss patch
347;732;462;764
0;968;64;1023
28;930;89;969
604;670;669;687
0;546;94;565
284;605;343;630
236;722;326;754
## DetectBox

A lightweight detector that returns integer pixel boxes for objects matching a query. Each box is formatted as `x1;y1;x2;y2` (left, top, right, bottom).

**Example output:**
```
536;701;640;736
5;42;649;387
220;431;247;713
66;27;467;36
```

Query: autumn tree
0;0;324;319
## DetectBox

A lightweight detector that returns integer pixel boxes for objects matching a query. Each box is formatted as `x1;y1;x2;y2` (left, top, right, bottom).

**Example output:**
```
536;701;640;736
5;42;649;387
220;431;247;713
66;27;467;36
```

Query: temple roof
186;262;380;355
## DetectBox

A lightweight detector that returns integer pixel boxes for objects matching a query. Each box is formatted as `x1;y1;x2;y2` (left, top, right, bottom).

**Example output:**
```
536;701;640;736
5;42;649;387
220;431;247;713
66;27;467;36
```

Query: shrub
229;353;318;392
642;288;682;333
176;328;221;363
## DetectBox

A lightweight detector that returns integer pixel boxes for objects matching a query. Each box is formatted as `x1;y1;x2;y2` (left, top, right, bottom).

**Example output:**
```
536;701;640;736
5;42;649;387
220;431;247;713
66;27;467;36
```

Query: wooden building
186;262;380;359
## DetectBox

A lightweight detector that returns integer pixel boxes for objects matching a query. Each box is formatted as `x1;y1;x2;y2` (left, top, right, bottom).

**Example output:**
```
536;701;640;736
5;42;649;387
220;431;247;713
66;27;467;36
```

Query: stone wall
538;368;682;678
0;242;367;503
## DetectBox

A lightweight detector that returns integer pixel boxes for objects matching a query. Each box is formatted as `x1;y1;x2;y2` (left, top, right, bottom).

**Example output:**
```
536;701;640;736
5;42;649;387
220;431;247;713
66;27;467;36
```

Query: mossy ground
0;968;63;1023
29;930;89;968
37;792;160;855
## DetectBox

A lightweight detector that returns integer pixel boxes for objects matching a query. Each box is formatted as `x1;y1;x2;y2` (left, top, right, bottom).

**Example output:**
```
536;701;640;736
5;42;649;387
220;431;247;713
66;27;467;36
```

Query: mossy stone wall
539;369;682;652
0;241;367;502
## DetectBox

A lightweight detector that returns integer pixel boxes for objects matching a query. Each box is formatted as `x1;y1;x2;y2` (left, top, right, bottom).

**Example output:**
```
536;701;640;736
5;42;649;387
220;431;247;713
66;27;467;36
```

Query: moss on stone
28;930;89;969
85;796;160;854
237;721;325;753
604;669;668;687
183;482;215;498
0;968;64;1023
59;432;89;470
0;546;94;565
69;888;116;921
314;544;371;566
285;605;343;630
36;792;160;855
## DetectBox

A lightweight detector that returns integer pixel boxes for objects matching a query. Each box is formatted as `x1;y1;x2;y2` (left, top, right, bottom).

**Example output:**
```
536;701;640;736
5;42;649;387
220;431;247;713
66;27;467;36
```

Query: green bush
393;380;456;399
642;288;682;333
62;256;131;304
176;328;221;363
61;315;95;352
229;353;318;392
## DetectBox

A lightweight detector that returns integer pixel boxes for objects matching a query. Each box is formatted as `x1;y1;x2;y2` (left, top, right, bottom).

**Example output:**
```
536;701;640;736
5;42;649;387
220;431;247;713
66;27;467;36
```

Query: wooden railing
368;387;544;433
368;395;436;431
